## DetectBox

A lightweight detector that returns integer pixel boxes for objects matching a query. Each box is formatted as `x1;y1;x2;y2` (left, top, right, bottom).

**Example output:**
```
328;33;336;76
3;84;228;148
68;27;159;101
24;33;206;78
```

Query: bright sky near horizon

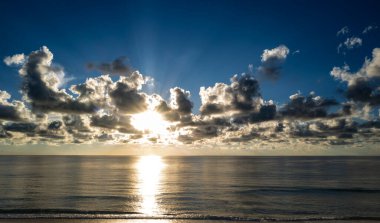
0;0;380;154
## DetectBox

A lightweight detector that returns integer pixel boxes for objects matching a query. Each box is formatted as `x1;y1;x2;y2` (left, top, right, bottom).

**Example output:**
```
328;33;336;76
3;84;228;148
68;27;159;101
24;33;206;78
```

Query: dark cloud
110;73;148;114
331;48;380;105
0;125;12;138
63;115;91;132
275;122;285;132
38;129;67;140
18;46;96;114
87;57;132;76
191;125;219;139
258;45;289;80
91;114;137;133
155;100;180;122
48;121;63;130
0;104;23;121
4;122;37;133
151;88;194;125
170;87;193;114
346;78;380;105
0;91;28;121
252;103;277;122
280;92;338;119
199;103;224;116
200;74;261;115
231;74;261;111
224;131;260;142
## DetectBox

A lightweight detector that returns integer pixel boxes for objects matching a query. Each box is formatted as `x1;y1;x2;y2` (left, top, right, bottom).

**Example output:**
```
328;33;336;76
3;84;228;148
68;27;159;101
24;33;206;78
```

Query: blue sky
1;0;379;109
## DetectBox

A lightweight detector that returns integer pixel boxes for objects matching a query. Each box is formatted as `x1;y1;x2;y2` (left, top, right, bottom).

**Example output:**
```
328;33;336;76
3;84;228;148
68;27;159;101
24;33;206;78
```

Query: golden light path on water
135;155;166;217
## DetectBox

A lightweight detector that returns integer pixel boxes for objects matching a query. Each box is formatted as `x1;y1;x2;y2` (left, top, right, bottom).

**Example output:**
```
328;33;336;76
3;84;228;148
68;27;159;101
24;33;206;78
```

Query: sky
0;0;380;155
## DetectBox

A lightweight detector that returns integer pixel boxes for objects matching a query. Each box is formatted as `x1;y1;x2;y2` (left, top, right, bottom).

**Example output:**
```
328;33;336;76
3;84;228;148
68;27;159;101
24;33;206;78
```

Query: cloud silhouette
1;46;380;148
331;48;380;105
87;57;132;76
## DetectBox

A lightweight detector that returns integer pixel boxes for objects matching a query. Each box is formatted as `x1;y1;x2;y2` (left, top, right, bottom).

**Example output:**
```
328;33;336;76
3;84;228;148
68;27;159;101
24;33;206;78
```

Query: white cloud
337;26;349;36
331;48;380;83
331;48;380;106
261;45;289;62
3;53;25;66
363;25;378;34
259;45;290;79
344;37;362;49
337;37;363;54
292;50;300;55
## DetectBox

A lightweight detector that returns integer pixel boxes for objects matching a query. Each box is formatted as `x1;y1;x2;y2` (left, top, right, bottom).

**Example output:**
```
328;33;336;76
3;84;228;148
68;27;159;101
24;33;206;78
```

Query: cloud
363;25;378;34
3;53;25;66
2;46;380;148
16;46;97;114
109;72;149;114
87;57;132;76
170;87;193;114
279;91;338;119
91;113;137;133
331;48;380;105
258;45;289;79
337;26;350;36
0;90;30;121
292;50;301;55
3;122;37;133
0;125;12;138
200;73;262;116
48;120;63;130
344;37;362;49
189;73;278;142
337;37;363;53
70;75;113;109
150;89;194;125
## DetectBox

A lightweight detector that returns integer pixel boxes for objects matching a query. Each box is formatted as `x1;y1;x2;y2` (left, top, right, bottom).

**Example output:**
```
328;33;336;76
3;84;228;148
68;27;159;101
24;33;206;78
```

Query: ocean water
0;156;379;222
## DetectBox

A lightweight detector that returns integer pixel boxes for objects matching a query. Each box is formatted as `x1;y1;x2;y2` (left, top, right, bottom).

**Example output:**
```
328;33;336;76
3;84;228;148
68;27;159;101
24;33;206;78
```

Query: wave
0;210;380;222
235;186;380;194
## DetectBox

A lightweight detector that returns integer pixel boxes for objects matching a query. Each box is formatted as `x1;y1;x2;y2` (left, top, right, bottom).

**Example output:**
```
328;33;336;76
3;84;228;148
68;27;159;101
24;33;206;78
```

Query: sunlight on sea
135;156;166;216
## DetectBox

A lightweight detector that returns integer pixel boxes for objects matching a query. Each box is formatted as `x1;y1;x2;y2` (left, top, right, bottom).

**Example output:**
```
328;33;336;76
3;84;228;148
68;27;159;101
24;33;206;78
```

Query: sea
0;156;379;222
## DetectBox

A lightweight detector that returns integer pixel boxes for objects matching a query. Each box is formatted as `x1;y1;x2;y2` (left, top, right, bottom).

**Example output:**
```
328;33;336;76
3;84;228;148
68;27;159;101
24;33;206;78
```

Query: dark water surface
0;156;379;222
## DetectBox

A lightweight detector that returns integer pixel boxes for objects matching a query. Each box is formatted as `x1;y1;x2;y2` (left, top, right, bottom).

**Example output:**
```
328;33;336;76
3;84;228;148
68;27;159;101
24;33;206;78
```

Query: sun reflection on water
136;155;165;216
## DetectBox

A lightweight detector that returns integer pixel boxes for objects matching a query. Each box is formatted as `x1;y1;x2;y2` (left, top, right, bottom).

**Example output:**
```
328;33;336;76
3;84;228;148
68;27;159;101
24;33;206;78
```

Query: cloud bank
1;46;380;150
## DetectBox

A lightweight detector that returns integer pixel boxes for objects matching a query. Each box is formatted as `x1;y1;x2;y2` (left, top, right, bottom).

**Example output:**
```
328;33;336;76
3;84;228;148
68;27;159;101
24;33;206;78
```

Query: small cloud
344;37;362;49
337;37;362;54
248;64;254;73
292;50;300;55
87;57;133;76
3;53;25;66
258;45;290;80
337;26;350;36
363;25;378;34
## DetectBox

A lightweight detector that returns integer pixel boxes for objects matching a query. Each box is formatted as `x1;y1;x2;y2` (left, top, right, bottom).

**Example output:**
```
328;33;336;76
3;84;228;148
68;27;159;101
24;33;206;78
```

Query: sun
131;110;170;135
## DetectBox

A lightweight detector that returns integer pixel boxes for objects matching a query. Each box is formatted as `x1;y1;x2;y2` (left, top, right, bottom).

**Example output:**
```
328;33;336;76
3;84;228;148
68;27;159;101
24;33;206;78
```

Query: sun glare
136;156;165;216
131;111;170;135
